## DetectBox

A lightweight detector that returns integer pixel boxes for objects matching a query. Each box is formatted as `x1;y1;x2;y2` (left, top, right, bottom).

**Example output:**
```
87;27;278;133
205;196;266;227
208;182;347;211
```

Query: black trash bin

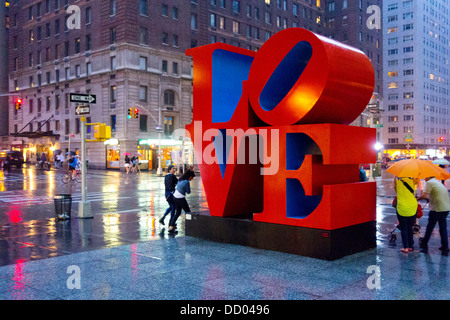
54;194;72;220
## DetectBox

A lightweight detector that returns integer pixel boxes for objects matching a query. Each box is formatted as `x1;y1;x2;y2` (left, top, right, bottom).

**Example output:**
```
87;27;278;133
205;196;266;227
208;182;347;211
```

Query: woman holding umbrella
387;158;450;253
393;176;418;253
123;152;132;174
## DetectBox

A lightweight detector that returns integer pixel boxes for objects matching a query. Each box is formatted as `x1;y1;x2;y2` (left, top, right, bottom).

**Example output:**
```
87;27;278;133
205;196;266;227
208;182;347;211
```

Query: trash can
54;194;72;220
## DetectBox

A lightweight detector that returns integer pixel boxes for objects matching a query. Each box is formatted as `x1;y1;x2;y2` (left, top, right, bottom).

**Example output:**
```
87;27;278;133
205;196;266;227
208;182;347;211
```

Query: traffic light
134;108;139;119
439;136;444;142
127;108;133;119
94;123;112;141
15;98;23;110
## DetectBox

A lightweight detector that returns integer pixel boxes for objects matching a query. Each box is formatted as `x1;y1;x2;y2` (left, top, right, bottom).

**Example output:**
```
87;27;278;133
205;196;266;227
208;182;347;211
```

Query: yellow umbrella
386;158;450;180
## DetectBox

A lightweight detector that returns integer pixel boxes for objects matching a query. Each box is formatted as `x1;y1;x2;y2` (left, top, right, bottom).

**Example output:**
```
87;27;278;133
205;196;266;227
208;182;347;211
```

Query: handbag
392;196;397;208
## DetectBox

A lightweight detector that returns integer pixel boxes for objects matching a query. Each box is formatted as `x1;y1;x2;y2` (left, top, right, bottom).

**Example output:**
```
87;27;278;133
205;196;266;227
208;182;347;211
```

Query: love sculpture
185;28;377;260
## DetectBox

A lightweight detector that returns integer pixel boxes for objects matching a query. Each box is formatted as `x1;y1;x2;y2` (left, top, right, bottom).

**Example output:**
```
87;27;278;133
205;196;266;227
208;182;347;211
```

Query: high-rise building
0;1;9;142
382;0;450;159
6;0;380;170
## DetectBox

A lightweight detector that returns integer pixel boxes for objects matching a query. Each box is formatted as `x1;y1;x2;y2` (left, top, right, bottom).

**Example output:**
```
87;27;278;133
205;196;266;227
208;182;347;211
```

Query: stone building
6;0;380;170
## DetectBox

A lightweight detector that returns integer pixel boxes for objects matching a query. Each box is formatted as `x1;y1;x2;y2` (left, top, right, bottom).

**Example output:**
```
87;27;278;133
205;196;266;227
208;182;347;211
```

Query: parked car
0;150;24;169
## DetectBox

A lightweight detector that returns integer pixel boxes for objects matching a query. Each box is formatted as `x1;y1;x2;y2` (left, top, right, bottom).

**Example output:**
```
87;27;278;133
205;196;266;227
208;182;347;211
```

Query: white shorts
125;163;130;167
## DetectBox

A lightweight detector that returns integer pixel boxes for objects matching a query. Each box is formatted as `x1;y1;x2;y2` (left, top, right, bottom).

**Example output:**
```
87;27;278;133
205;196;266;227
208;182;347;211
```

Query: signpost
78;116;92;219
72;93;94;219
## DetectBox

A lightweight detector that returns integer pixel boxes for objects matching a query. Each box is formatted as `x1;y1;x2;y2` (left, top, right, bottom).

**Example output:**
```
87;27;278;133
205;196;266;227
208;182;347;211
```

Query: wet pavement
0;166;449;300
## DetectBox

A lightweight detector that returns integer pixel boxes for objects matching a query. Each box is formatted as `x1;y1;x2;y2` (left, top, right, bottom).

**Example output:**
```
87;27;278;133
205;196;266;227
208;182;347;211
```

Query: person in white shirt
418;176;450;253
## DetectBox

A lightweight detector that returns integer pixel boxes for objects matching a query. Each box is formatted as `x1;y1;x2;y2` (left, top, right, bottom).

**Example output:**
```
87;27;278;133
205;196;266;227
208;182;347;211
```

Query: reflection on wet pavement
0;166;448;300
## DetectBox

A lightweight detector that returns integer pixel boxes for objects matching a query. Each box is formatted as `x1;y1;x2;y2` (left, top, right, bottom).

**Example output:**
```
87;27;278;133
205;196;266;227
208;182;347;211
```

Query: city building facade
6;0;381;170
382;0;450;159
0;1;9;144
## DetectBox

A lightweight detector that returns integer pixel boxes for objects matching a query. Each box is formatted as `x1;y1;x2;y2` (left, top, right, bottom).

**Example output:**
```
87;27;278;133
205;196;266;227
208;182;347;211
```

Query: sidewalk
0;199;448;301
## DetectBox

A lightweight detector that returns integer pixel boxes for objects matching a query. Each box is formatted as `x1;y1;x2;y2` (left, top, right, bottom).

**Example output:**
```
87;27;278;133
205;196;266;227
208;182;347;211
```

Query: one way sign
70;93;96;104
75;105;90;115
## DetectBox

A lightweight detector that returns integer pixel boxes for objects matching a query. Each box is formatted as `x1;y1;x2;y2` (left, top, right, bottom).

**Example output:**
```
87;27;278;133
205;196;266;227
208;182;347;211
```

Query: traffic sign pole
78;116;93;219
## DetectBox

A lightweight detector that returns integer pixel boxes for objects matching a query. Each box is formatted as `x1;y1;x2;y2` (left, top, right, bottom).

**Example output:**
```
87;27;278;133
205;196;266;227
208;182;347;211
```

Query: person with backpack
68;155;79;179
168;170;195;234
159;165;178;225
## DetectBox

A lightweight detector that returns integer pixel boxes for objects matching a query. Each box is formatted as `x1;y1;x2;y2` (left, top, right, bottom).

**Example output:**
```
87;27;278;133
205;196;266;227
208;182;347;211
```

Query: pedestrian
58;153;65;169
417;176;450;254
393;176;418;253
359;166;368;182
159;165;178;225
124;155;131;174
54;154;60;169
168;170;195;234
68;155;79;179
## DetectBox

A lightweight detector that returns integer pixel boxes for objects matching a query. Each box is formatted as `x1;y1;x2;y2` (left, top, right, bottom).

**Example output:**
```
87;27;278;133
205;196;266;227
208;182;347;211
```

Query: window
55;19;60;35
75;38;81;54
388;127;398;133
403;115;414;121
173;62;178;75
65;119;70;134
387;27;398;33
111;115;117;132
191;14;198;30
162;4;168;16
162;32;168;45
139;56;147;71
75;65;81;77
75;118;80;134
110;28;116;44
110;85;117;103
388;116;398;122
55;95;60;110
140;0;148;16
140;115;148;132
110;0;116;16
388;104;398;111
139;27;148;44
388;49;398;55
139;86;147;102
86;7;92;25
110;56;116;70
86;34;92;51
164;116;174;137
232;21;240;34
164;90;175;106
172;7;179;19
232;1;240;13
162;60;168;73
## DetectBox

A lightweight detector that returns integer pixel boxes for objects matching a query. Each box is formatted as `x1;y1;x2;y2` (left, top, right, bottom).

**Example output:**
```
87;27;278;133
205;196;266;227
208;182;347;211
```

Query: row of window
387;115;415;122
14;53;181;90
387;126;415;133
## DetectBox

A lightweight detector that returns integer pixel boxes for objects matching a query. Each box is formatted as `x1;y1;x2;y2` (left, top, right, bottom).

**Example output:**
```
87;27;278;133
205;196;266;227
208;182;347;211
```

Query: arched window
164;90;175;106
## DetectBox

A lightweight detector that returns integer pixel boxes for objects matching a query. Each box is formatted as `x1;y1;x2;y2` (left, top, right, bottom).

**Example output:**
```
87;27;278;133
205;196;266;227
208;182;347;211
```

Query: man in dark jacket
159;165;178;225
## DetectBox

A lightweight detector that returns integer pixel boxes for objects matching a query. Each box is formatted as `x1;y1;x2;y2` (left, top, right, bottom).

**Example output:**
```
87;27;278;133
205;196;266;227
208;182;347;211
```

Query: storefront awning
10;131;60;139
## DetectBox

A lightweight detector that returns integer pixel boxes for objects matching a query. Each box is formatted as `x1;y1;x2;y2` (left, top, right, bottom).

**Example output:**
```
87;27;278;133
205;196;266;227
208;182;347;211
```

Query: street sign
75;105;91;115
70;93;96;104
